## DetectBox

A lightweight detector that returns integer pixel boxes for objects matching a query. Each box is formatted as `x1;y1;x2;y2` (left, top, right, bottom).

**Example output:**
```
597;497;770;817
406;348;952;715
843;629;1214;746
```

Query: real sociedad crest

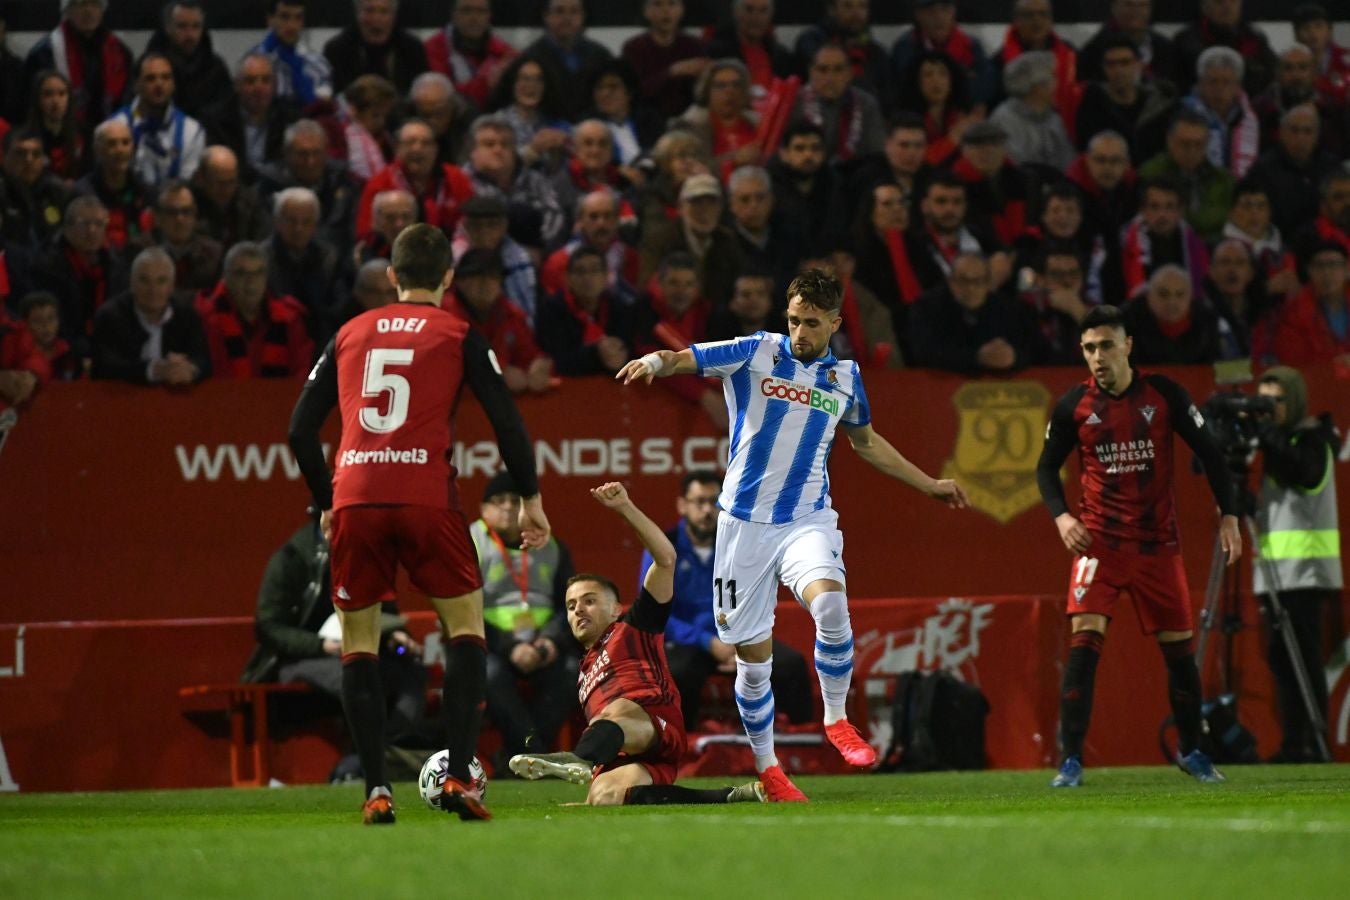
941;382;1053;524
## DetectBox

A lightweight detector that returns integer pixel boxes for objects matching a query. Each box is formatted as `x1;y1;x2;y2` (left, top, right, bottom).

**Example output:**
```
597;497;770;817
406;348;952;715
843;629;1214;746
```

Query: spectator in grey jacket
990;51;1075;172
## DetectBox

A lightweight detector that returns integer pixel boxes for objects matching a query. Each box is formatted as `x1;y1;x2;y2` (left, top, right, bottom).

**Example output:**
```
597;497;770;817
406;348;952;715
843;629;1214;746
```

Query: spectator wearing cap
326;256;396;335
535;244;638;376
1173;0;1277;98
989;50;1075;172
133;178;223;306
425;0;518;109
892;0;997;112
705;0;795;95
1120;177;1210;300
256;119;360;250
470;468;578;771
908;251;1039;374
1124;263;1221;365
947;119;1038;251
1077;0;1178;86
246;0;333;107
354;119;476;237
1272;241;1350;366
352;188;415;269
791;43;886;166
451;193;538;322
323;0;428;96
794;0;891;108
463;115;566;252
91;245;209;385
1293;3;1350;110
621;0;708;121
23;0;133;133
1074;34;1175;162
144;2;235;121
639;172;744;310
521;0;614;122
444;247;552;394
767;121;849;250
202;53;301;182
541;188;639;300
1179;46;1260;178
1137;109;1235;242
1248;106;1341;246
194;241;312;379
992;0;1078;126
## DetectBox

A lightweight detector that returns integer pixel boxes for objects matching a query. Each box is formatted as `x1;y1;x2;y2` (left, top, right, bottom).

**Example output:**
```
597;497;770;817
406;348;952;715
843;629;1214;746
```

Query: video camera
1202;389;1277;469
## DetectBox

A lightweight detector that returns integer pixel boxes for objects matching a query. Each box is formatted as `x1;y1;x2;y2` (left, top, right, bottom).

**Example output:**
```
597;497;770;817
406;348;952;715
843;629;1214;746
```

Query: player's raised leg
336;601;394;824
431;590;493;820
1052;613;1108;787
802;579;876;767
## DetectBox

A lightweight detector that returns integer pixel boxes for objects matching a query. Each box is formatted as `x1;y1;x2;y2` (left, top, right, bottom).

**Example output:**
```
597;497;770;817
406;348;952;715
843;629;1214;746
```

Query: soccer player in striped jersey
616;268;969;801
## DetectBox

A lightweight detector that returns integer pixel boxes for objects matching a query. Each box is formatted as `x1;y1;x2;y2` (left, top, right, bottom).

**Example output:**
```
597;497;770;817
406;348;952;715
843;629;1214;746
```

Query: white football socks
734;657;778;772
811;591;854;726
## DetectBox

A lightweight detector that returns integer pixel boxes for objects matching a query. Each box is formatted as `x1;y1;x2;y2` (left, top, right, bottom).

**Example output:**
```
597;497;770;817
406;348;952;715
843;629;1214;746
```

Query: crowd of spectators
2;0;1349;413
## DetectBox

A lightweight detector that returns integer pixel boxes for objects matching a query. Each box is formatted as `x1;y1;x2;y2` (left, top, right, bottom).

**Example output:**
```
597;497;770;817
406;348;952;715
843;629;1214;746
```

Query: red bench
177;682;316;787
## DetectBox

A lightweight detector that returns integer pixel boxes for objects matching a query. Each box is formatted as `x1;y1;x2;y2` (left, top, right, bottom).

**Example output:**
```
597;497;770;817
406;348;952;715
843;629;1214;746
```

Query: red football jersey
331;304;469;510
577;590;681;719
1041;370;1223;551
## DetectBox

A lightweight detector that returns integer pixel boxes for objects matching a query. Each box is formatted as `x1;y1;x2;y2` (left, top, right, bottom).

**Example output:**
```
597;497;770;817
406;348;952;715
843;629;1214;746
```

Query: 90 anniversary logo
941;382;1053;524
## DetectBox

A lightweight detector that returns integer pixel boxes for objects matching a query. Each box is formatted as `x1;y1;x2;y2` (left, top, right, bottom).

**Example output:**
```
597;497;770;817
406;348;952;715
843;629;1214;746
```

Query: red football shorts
593;702;686;786
1065;541;1192;635
330;504;483;610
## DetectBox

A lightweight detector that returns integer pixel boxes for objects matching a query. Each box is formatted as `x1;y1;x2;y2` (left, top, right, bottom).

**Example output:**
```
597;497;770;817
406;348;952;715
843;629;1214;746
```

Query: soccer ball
418;750;487;810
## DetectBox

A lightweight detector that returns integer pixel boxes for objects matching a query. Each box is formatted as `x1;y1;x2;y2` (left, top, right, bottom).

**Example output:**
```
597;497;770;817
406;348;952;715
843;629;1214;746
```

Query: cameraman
1253;366;1343;763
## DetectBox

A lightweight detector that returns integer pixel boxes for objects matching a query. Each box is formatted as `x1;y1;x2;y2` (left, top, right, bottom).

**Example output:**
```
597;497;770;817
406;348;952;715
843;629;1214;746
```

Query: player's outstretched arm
845;424;969;508
591;482;677;603
615;348;698;385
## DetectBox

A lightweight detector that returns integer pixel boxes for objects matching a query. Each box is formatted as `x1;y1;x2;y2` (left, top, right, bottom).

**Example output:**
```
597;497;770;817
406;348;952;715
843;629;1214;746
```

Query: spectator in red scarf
809;247;901;370
0;129;71;255
794;0;890;108
72;119;149;250
846;113;931;217
892;0;996;112
1074;34;1174;163
444;248;552;393
195;242;312;379
1124;263;1221;365
631;250;725;426
791;44;884;166
549;120;635;233
909;251;1039;373
542;188;639;299
894;49;976;168
947;120;1037;254
21;194;127;360
1121;177;1210;299
355;119;476;237
0;305;50;410
638;172;743;309
534;244;636;376
352;188;415;269
672;60;761;181
1299;168;1350;262
1272;240;1350;367
23;0;132;134
91;246;208;384
1293;3;1350;111
851;180;923;358
621;0;708;121
1078;0;1178;86
705;0;795;95
993;0;1078;118
134;178;223;306
19;291;84;379
24;70;87;183
191;146;272;247
1018;244;1094;365
339;75;396;182
1173;0;1277;97
908;171;1011;295
1067;131;1137;248
425;0;518;109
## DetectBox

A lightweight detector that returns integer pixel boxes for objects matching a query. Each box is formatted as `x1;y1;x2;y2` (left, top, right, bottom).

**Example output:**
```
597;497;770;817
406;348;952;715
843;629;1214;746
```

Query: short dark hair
1232;177;1269;203
780;120;826;149
1167;107;1211;136
134;51;173;81
681;471;721;495
1140;175;1183;203
1098;32;1141;59
1080;304;1128;335
923;169;966;198
163;1;205;25
566;243;606;271
18;291;60;319
1043;181;1082;209
786;267;843;314
567;572;620;604
658;250;698;277
391;223;453;291
3;127;42;153
267;0;306;14
886;111;926;135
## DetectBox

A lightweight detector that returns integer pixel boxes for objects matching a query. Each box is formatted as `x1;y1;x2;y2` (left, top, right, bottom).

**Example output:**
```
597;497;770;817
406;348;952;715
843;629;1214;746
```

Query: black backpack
879;670;990;772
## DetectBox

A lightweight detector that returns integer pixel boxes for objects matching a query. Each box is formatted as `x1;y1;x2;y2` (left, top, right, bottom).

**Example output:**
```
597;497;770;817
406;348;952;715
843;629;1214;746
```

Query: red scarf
951;156;1026;245
925;28;975;68
0;251;9;304
646;284;708;348
882;229;922;305
200;283;300;378
1315;216;1350;257
64;244;107;336
57;21;129;127
837;276;868;364
741;40;773;90
1157;312;1192;340
563;289;609;344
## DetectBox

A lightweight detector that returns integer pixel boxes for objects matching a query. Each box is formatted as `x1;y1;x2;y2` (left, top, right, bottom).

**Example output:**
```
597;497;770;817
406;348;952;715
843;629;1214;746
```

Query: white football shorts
711;507;847;645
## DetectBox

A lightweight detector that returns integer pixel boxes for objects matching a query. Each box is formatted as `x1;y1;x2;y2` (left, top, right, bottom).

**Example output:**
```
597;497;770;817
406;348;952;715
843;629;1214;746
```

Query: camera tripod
1195;504;1333;763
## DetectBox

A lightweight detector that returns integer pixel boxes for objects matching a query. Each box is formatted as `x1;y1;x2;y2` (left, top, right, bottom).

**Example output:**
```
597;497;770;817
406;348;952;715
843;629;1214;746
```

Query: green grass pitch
3;766;1348;899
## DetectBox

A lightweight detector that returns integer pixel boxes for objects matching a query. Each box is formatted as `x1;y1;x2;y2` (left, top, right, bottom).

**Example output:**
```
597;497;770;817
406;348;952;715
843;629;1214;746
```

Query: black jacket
201;96;300;182
522;36;614;122
907;286;1039;374
1259;415;1338;492
89;291;210;384
144;28;234;120
1123;296;1221;366
534;290;639;376
1248;146;1344;243
323;26;429;95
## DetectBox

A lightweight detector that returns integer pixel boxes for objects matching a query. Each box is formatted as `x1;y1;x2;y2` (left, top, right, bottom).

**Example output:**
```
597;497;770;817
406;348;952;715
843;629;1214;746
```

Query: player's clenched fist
590;481;631;508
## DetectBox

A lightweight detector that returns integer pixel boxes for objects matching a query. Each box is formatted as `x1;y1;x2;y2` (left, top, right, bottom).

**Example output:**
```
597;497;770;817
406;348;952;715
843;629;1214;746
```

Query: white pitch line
635;813;1350;836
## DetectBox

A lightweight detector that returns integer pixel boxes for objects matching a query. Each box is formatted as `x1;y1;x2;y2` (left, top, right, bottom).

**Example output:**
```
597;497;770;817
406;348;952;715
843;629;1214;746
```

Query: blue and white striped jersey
692;332;871;525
